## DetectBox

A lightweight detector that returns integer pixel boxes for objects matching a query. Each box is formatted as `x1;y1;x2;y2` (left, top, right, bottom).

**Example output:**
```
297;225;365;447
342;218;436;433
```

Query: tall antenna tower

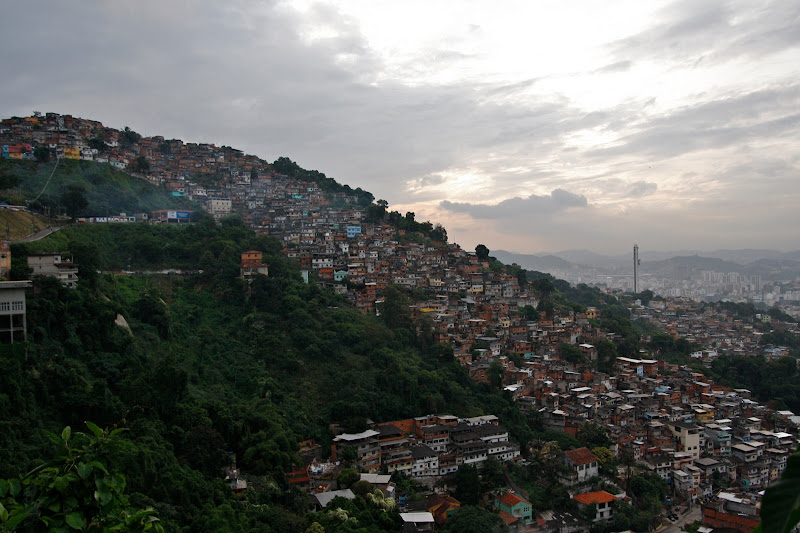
633;244;640;293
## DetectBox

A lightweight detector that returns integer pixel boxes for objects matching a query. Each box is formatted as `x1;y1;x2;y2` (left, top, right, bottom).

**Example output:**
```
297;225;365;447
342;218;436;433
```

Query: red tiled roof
497;491;530;508
498;511;519;526
564;447;598;466
573;491;617;505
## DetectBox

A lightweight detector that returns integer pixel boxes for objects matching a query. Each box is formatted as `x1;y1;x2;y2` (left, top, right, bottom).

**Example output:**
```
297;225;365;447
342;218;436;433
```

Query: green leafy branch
0;422;163;532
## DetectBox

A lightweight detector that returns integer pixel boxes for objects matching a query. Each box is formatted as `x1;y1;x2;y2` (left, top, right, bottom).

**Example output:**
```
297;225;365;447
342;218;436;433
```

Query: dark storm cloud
440;189;588;219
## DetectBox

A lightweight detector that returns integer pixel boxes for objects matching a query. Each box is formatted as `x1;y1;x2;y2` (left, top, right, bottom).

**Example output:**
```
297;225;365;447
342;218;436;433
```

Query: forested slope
2;220;525;531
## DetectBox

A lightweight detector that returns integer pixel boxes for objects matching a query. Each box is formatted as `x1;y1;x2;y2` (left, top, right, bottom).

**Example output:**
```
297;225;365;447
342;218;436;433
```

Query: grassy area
0;209;61;240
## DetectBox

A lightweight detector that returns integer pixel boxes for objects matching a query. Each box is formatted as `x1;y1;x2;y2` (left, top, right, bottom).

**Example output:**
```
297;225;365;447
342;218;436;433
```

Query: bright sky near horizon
2;1;799;254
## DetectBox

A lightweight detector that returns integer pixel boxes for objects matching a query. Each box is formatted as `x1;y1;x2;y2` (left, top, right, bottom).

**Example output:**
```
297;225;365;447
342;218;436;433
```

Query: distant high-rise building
633;244;640;293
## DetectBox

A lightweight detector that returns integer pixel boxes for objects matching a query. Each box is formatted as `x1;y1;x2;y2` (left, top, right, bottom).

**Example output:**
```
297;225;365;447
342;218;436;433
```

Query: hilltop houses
3;113;798;531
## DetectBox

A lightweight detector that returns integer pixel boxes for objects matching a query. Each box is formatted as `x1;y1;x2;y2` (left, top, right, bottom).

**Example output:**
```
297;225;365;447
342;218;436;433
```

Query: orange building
0;240;10;280
240;250;269;278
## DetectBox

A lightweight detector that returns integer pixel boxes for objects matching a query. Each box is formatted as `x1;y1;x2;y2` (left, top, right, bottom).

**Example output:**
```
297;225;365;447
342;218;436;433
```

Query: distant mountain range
493;248;800;280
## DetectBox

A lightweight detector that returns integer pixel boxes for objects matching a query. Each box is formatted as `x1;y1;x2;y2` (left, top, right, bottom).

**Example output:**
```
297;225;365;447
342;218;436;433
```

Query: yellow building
0;240;10;280
64;147;81;159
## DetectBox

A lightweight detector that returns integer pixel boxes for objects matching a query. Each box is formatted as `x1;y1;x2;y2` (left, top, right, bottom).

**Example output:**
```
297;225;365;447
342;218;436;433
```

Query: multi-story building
27;253;78;288
669;420;702;460
331;429;382;473
0;281;31;343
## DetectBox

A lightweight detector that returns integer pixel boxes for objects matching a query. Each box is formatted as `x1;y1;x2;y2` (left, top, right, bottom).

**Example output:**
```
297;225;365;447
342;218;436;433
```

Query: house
27;253;78;288
426;493;460;525
312;489;355;510
410;444;439;477
493;491;533;524
240;250;269;278
331;430;382;472
400;512;435;533
150;210;191;223
561;447;600;484
573;490;618;522
207;197;232;218
0;240;10;280
668;420;702;460
0;281;31;343
359;473;395;498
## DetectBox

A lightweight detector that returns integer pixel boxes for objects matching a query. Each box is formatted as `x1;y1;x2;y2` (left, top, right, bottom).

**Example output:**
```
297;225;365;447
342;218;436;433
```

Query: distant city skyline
2;1;799;254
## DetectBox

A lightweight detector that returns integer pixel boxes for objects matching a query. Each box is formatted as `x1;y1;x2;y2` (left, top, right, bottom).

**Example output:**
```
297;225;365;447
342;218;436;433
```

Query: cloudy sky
3;0;799;254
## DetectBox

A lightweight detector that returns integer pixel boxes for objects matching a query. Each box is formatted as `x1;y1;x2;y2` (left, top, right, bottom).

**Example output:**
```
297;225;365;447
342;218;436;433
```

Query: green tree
757;448;800;533
559;343;584;364
532;277;555;299
591;446;614;465
454;465;482;506
521;304;539;321
129;156;150;174
481;456;505;490
350;480;374;498
596;339;617;374
577;422;612;449
430;223;447;242
433;342;455;360
0;423;164;532
537;299;554;317
88;138;107;152
119;126;141;147
68;239;102;287
33;146;51;163
0;160;21;190
475;244;490;260
337;468;360;489
440;505;503;533
60;185;89;219
635;290;654;306
487;360;504;390
378;285;412;330
579;502;597;523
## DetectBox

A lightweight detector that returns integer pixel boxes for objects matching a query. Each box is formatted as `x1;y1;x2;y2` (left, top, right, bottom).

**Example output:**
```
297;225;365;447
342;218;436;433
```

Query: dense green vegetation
363;199;448;243
0;424;165;532
704;354;800;412
271;157;374;207
1;221;540;531
2;164;796;530
0;158;196;217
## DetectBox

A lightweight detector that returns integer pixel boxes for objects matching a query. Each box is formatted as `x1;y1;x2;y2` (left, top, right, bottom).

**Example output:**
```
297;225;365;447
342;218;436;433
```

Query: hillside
2;221;536;531
0;157;198;218
2;112;797;532
0;208;60;240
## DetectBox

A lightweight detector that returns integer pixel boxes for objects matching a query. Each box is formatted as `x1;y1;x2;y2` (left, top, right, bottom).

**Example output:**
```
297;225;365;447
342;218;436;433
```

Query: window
11;301;23;311
0;302;9;311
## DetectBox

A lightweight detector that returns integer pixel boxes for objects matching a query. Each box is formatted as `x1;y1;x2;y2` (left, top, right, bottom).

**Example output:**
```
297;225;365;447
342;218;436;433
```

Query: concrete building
0;281;31;343
669;420;701;460
332;429;382;472
27;253;78;288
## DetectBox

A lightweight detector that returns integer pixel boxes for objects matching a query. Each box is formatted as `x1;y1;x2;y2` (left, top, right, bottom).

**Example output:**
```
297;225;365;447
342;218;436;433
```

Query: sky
2;0;799;255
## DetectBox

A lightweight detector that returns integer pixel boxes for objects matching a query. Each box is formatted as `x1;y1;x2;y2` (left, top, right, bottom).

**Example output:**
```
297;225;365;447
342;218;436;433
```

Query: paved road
658;506;701;533
12;225;65;243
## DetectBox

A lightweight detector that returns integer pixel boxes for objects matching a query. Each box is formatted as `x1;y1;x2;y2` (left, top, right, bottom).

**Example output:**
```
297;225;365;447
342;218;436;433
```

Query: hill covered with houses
0;112;799;532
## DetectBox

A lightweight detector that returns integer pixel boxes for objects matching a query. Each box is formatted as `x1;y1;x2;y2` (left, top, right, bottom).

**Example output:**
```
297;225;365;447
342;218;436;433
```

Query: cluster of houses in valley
287;413;609;531
3;113;799;532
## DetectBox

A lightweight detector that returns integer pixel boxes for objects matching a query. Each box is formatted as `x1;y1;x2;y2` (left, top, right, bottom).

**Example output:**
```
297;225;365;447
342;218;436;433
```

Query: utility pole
633;244;640;294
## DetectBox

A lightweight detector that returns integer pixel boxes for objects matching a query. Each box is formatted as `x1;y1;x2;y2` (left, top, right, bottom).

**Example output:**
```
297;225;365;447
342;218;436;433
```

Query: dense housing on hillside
2;112;799;532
